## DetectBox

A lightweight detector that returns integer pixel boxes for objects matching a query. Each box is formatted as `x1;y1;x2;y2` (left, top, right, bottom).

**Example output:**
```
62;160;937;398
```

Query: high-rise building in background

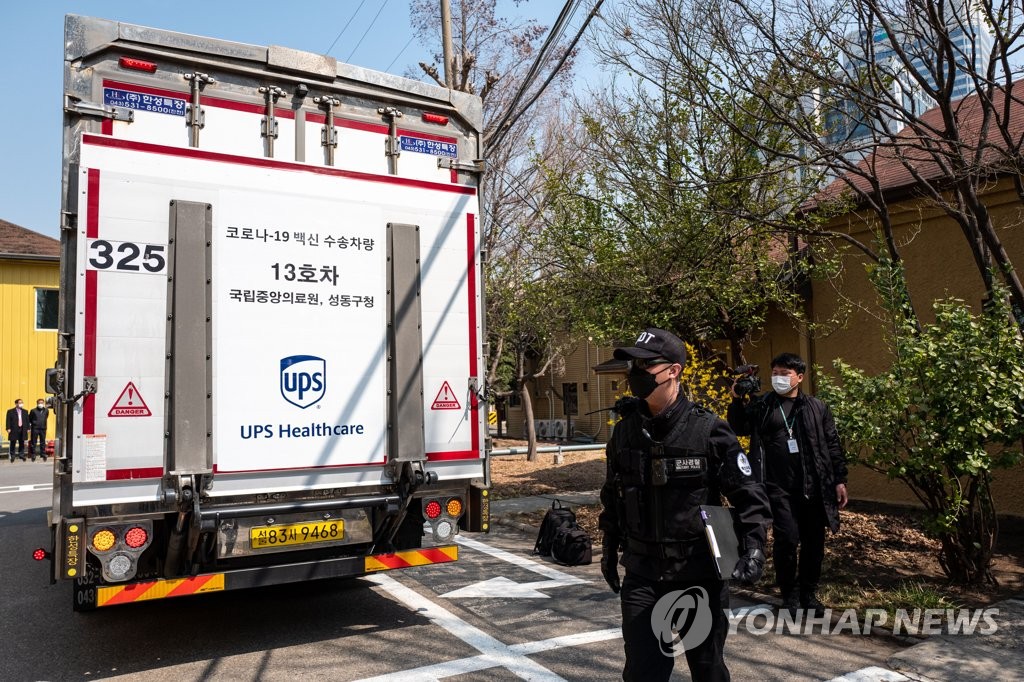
824;3;995;150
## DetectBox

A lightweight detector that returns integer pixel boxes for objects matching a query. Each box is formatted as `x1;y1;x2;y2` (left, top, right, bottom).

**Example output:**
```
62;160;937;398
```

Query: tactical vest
610;404;719;560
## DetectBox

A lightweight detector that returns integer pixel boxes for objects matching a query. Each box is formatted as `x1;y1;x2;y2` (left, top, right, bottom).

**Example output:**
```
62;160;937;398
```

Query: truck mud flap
76;546;458;610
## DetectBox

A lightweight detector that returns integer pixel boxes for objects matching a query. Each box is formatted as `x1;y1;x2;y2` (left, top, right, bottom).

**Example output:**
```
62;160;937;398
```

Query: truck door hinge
64;95;134;122
437;157;485;174
259;86;285;157
314;96;341;165
184;72;215;147
378;106;403;175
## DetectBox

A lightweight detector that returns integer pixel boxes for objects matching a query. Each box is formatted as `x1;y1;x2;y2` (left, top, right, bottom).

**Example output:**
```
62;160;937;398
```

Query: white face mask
771;375;793;394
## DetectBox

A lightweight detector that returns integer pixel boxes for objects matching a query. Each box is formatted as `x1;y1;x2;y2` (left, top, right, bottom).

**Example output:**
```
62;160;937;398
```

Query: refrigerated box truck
38;15;490;610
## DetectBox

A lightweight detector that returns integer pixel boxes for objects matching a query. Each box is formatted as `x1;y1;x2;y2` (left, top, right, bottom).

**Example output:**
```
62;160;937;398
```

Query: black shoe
781;590;800;611
31;457;36;462
800;592;826;616
19;456;26;461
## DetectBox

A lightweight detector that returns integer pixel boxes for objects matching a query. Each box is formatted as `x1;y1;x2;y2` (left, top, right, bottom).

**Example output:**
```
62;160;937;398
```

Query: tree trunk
521;382;538;462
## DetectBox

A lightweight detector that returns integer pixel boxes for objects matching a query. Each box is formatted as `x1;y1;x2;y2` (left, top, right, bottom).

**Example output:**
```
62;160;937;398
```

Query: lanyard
779;404;795;439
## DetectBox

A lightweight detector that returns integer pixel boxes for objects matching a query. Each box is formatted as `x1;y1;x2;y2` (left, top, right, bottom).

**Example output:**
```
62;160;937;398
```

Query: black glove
601;542;621;593
731;547;765;585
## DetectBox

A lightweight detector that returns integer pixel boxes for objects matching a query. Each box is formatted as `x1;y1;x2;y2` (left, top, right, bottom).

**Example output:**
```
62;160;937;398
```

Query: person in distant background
28;398;49;462
6;399;28;462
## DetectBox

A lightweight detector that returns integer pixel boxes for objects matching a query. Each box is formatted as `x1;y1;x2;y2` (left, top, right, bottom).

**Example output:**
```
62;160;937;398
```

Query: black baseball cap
613;327;687;366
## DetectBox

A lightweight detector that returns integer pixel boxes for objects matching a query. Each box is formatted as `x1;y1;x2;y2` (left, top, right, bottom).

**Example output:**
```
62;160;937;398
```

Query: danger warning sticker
108;381;152;417
430;381;461;410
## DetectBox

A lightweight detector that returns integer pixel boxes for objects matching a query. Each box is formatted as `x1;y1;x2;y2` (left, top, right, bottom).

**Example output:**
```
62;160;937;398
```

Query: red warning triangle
108;381;152;417
430;381;461;410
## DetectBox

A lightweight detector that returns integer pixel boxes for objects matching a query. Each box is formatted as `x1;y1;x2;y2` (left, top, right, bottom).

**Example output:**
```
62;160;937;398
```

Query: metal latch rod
259;86;285;158
184;72;215;147
314;96;341;165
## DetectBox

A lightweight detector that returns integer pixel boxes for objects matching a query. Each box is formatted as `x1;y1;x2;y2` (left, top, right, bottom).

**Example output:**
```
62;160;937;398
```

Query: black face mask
627;365;672;400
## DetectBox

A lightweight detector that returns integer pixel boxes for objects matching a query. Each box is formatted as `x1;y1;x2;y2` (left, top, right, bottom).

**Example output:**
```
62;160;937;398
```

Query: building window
36;289;58;331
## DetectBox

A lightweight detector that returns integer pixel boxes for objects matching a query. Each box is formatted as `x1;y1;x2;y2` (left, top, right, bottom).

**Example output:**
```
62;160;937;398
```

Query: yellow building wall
803;178;1024;516
502;339;621;443
0;259;59;442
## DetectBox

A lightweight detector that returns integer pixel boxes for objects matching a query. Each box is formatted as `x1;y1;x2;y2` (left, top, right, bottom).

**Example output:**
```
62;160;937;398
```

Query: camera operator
727;353;848;614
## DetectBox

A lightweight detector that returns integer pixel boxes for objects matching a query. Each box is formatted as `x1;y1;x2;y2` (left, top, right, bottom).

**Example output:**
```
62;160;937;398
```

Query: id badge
787;438;800;454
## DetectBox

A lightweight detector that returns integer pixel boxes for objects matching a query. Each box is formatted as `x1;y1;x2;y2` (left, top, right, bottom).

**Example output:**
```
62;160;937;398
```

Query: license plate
250;520;345;549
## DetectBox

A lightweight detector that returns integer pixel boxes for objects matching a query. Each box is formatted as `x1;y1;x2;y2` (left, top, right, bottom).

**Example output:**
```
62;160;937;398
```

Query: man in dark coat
600;328;771;681
727;352;847;614
6;399;29;462
28;398;50;462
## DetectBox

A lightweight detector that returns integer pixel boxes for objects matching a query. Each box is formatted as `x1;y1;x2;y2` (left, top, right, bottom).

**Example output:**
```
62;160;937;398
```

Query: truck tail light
422;112;449;125
446;498;464;517
92;529;117;552
424;500;442;519
32;548;49;561
124;526;149;549
119;56;158;73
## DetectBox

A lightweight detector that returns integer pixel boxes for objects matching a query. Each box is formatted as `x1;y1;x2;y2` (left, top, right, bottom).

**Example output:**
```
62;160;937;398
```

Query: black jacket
599;394;771;581
5;407;28;433
728;391;847;532
29;407;49;430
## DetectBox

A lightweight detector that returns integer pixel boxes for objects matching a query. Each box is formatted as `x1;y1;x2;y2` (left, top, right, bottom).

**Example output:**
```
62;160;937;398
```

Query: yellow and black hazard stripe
89;545;458;608
97;574;225;607
364;546;458;572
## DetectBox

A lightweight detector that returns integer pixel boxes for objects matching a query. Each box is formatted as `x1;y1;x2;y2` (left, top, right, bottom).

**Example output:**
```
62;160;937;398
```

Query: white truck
39;15;490;610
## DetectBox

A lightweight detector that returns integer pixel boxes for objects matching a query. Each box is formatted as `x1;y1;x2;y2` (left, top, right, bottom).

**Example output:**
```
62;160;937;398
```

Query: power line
489;0;604;151
325;0;368;56
386;34;417;73
346;0;393;63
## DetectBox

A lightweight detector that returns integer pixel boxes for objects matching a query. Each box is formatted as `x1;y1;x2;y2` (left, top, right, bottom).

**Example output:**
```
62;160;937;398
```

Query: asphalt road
1;460;907;681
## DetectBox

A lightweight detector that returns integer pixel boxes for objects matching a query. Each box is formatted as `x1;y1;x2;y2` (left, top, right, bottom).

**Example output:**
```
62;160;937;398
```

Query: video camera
731;364;761;398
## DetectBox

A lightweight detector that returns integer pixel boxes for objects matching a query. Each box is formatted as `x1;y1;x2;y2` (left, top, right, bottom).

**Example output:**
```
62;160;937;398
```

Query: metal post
441;0;455;88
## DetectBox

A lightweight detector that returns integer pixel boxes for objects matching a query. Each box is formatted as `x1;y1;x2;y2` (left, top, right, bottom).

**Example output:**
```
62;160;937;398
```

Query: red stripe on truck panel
83;170;100;435
102;80;296;119
467;213;480;455
82;134;477;196
425;450;480;461
105;467;164;481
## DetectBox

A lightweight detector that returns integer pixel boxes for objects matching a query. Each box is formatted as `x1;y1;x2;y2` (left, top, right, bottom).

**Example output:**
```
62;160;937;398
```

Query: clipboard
699;505;741;580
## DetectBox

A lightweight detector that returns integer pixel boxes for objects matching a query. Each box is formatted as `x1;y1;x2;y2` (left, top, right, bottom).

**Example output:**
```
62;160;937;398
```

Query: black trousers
8;428;27;458
30;429;46;456
769;490;827;595
620;573;730;682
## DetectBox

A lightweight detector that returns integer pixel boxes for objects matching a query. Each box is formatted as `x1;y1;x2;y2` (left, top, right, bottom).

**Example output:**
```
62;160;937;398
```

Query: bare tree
410;0;582;458
604;0;1024;318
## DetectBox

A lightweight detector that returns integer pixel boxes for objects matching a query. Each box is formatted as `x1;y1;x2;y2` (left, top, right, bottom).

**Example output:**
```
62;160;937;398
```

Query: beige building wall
798;178;1024;516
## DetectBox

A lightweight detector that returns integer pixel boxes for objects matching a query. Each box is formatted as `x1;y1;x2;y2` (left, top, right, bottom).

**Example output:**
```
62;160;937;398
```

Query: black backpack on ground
533;499;593;566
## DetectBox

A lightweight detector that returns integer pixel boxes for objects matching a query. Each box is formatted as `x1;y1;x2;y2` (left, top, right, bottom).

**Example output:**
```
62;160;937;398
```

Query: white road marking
440;575;580;599
0;484;53;495
364;573;568;681
439;535;587;599
825;666;911;682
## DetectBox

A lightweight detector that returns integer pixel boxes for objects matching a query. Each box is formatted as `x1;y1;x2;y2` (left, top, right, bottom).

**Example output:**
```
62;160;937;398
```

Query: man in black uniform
28;399;49;462
599;328;771;682
727;352;848;614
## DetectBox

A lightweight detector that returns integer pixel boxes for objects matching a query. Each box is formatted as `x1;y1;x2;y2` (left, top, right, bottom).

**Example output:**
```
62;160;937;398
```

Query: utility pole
441;0;455;88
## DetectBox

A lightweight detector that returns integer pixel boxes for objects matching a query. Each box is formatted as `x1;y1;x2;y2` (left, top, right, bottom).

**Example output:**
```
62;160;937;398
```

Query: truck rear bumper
84;545;458;609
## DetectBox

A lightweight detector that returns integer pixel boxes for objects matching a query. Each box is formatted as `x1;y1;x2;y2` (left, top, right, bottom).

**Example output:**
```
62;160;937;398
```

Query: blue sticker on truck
103;88;187;116
399;135;457;158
